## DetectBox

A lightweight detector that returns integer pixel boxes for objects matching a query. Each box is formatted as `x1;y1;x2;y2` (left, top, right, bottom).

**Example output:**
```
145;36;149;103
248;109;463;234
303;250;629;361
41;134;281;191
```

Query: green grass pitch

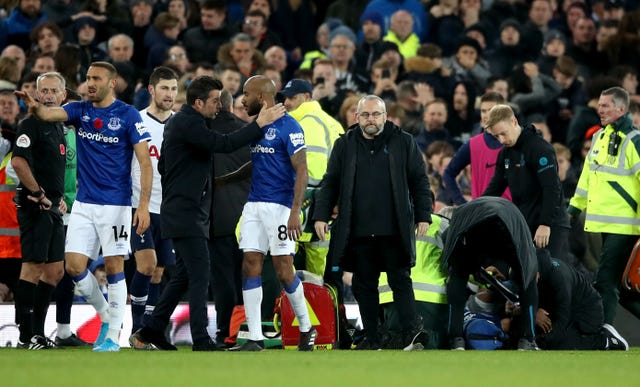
0;347;638;386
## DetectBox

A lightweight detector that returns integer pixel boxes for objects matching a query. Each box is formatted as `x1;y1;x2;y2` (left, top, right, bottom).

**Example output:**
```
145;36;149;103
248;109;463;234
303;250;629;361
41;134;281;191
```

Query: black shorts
17;206;65;264
130;211;176;266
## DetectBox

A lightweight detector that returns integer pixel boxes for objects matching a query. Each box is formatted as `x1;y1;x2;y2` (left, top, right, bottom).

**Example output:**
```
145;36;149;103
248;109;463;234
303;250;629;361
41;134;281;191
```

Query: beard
361;123;383;136
246;100;261;116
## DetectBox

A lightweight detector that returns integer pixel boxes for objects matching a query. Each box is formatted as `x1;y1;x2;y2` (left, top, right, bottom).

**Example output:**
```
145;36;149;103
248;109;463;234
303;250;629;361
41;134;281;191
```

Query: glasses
358;111;385;119
170;53;186;60
330;44;353;50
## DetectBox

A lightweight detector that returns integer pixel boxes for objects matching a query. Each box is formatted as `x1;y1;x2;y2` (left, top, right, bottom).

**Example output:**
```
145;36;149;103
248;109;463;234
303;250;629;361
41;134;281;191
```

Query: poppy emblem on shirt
60;144;66;155
94;118;103;130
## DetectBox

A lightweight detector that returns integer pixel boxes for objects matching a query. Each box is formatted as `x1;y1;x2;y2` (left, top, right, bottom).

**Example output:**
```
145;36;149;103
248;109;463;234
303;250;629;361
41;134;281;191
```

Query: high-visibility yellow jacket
288;100;343;188
569;114;640;235
0;152;20;258
379;214;448;304
383;31;420;59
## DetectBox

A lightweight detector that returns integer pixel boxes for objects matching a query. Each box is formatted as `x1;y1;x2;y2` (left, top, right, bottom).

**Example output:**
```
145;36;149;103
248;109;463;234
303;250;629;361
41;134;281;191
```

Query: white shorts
239;202;296;256
65;201;132;258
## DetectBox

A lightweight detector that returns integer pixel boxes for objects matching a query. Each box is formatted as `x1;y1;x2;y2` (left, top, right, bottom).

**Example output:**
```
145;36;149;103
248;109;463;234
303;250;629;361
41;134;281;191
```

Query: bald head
243;75;276;115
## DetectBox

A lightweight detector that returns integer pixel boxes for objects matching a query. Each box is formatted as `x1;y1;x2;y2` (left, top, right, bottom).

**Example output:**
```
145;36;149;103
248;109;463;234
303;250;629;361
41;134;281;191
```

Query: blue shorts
130;211;176;266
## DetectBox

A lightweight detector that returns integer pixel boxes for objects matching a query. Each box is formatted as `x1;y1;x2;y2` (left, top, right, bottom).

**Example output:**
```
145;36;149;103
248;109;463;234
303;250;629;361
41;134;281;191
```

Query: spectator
217;32;267;80
329;26;369;94
426;0;466;57
29;21;62;57
487;19;531;79
164;44;191;76
566;16;599;78
354;10;385;76
414;98;459;153
217;65;242;98
183;0;233;65
548;55;587;144
0;57;21;90
403;43;455;102
4;0;48;52
383;9;419;59
445;80;477;142
508;62;561;119
74;16;107;77
263;45;290;84
123;0;154;70
269;0;316;63
444;37;491;95
145;12;181;72
166;0;190;38
536;30;568;76
338;94;361;129
311;58;347;119
363;0;429;41
370;59;398;102
521;0;554;57
298;18;341;70
610;65;639;104
325;0;369;34
241;9;282;54
395;80;434;136
31;52;56;74
1;45;27;76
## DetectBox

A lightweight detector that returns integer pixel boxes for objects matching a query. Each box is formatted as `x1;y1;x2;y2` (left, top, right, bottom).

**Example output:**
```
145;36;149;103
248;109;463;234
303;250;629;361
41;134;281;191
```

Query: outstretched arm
14;90;69;122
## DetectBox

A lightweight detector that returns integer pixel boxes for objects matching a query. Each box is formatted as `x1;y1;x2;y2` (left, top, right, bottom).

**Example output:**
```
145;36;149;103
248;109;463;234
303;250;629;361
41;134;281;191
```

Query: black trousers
595;233;640;324
209;235;243;340
349;235;417;341
148;237;211;346
538;292;605;350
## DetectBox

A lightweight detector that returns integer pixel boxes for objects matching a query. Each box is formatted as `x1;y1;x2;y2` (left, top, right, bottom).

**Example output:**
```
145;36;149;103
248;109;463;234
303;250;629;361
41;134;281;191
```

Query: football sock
57;323;71;339
129;271;151;332
242;276;263;341
33;280;55;336
106;272;127;342
16;280;36;342
284;275;311;332
55;273;74;327
143;282;160;326
73;269;109;321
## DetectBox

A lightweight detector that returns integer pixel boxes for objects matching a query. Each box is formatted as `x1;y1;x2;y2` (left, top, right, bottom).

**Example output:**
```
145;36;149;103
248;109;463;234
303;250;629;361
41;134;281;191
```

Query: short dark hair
89;61;117;79
245;10;267;25
186;75;222;105
149;66;178;87
480;91;506;104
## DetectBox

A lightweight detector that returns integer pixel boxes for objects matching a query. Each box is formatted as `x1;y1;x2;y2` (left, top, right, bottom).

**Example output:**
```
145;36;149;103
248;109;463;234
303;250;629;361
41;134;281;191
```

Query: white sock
242;287;264;341
57;323;71;339
74;272;109;321
106;277;127;342
286;281;311;332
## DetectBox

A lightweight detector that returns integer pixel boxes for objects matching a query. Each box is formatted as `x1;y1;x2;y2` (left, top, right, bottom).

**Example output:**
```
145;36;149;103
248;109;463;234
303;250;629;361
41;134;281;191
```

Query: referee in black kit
12;72;68;349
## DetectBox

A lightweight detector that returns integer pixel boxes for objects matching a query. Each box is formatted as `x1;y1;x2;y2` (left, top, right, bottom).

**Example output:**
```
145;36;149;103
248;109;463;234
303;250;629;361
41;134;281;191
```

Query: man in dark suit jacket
132;76;284;351
208;89;251;347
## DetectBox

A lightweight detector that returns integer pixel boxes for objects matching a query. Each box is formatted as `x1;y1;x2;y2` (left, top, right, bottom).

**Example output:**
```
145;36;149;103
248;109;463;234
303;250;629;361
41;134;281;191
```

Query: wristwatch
31;189;44;199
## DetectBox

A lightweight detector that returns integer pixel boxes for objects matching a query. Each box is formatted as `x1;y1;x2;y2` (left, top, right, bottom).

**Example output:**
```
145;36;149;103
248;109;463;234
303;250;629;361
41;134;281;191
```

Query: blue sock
143;282;160;327
129;271;151;333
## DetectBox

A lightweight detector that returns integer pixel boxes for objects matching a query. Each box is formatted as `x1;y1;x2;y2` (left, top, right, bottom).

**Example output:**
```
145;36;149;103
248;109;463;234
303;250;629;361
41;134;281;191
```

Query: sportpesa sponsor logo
77;128;120;143
250;144;275;154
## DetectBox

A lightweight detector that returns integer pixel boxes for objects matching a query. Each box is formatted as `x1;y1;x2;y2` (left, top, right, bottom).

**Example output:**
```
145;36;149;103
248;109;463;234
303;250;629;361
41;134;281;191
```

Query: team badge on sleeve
16;134;31;148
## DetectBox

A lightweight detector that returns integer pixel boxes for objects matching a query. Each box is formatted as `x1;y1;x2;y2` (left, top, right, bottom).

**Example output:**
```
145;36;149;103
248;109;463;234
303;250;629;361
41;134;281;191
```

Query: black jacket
483;124;569;234
159;104;261;239
442;196;538;289
536;249;603;346
313;121;433;269
209;111;251;238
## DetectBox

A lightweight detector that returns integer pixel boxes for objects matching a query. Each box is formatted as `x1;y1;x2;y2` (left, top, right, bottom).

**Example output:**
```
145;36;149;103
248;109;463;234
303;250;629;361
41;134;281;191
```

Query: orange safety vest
0;152;20;258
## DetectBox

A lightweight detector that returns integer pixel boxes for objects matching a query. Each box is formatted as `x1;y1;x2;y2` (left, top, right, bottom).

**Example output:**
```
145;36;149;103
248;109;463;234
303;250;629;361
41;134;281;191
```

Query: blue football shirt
247;114;306;208
63;99;150;206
